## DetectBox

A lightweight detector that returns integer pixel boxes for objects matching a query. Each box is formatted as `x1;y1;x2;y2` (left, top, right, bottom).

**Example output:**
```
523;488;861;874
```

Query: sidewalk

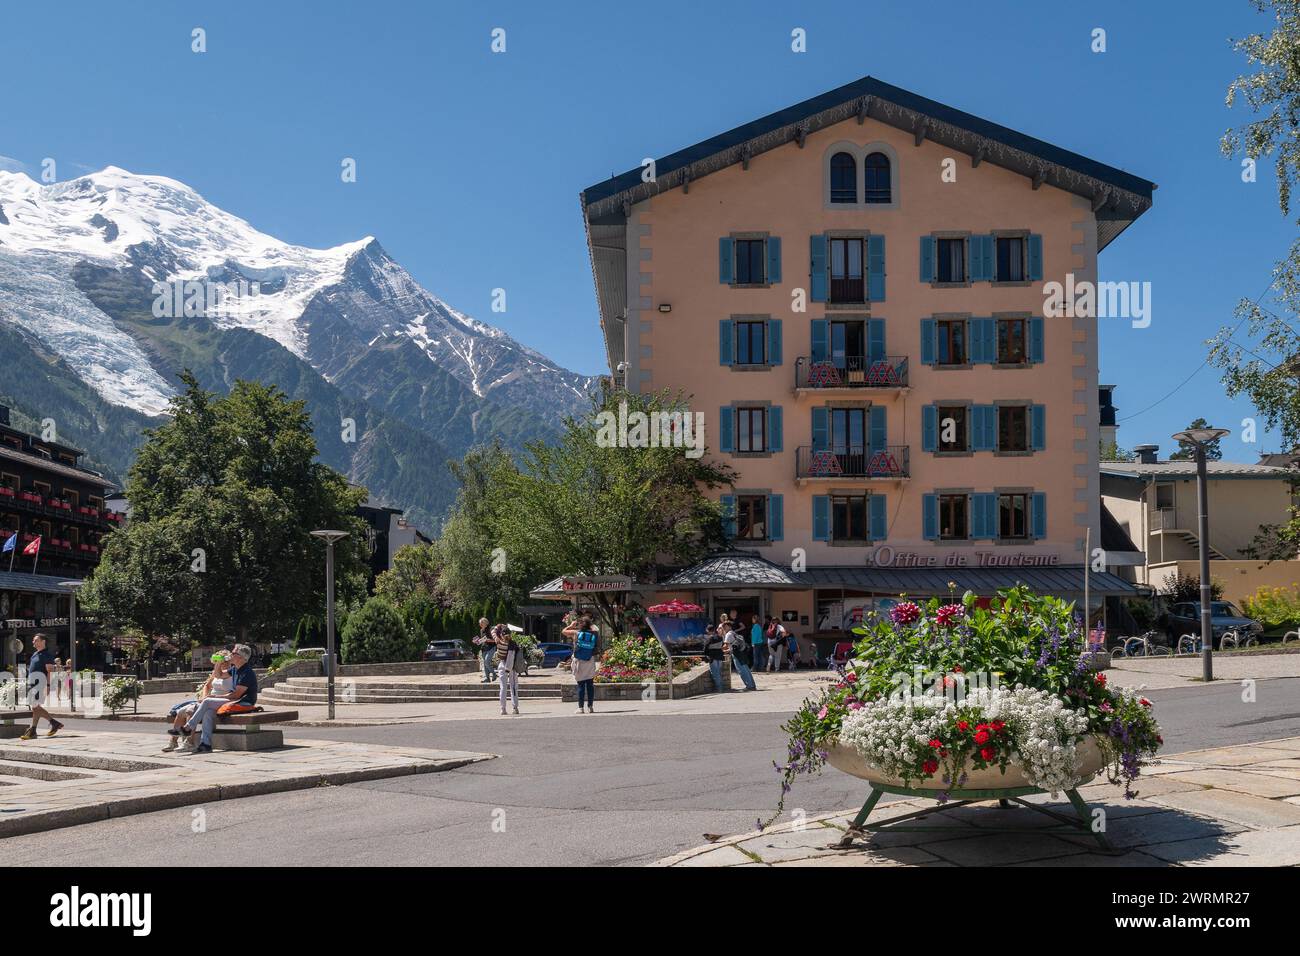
0;730;493;838
656;736;1300;867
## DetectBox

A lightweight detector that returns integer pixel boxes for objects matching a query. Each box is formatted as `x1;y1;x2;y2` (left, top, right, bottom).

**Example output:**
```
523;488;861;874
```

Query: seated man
179;643;260;754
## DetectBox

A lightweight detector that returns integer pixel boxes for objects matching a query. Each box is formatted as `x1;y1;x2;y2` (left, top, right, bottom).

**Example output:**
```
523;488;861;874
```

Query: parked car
537;642;573;668
1164;602;1263;646
422;640;468;662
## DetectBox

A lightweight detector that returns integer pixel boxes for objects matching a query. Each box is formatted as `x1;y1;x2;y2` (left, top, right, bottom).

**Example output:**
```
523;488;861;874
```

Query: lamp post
1170;426;1231;682
58;580;84;713
310;530;348;720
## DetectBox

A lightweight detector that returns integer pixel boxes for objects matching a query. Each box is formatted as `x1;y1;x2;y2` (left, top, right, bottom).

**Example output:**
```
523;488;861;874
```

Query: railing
3;492;113;528
1149;508;1179;531
796;445;910;479
795;355;908;389
829;277;865;303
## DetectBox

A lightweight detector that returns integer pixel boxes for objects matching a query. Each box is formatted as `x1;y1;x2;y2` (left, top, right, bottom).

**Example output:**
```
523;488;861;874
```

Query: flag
1;532;14;553
22;535;41;556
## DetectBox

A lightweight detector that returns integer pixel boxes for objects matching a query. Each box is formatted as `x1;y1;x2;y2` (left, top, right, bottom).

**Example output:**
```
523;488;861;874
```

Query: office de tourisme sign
864;547;1059;568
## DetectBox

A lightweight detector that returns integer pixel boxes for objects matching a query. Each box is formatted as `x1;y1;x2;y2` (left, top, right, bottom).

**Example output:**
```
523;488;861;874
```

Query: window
1;473;17;492
830;152;857;203
997;318;1027;364
829;237;866;303
831;493;869;541
864;153;891;204
996;236;1025;282
736;495;768;540
734;239;767;285
936;319;967;365
998;406;1029;452
936;238;965;283
936;405;968;452
735;320;767;365
1155;483;1175;510
999;493;1030;539
829;319;866;370
829;407;866;453
939;494;968;540
735;407;767;453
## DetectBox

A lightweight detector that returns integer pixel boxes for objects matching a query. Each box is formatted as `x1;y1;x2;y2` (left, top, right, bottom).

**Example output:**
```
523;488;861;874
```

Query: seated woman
164;653;231;752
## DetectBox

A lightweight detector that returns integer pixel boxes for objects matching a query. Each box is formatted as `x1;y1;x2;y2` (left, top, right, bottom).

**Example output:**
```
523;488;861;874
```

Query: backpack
574;630;598;661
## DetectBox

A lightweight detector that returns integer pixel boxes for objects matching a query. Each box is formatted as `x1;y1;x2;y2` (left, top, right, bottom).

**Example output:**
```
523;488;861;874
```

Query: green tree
374;543;441;609
341;597;422;664
1169;418;1225;460
82;372;368;645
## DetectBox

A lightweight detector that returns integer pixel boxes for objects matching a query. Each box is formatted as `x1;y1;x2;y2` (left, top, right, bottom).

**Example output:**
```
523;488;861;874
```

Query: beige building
1101;448;1300;607
580;76;1153;646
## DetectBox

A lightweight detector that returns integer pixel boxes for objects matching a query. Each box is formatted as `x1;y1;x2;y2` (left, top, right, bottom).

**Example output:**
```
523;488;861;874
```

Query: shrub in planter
103;676;142;715
599;633;667;670
340;598;423;664
768;586;1162;826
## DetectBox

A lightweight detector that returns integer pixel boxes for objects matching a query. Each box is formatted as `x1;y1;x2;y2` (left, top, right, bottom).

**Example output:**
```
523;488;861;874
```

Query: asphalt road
9;677;1300;866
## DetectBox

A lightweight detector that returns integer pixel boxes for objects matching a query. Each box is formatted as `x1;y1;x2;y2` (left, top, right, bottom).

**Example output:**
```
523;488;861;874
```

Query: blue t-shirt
751;623;764;645
27;649;54;693
229;662;259;706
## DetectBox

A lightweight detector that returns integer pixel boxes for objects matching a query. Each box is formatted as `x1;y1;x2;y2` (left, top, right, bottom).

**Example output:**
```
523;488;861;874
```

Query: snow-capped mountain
0;166;600;527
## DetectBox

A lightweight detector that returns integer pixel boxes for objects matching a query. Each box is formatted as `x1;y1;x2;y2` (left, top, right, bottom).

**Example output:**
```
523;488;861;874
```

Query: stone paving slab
657;735;1300;867
0;730;493;838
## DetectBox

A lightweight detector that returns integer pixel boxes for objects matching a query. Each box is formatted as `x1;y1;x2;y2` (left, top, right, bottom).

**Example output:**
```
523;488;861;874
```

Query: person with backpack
702;623;726;693
562;615;600;714
765;618;784;672
722;619;756;691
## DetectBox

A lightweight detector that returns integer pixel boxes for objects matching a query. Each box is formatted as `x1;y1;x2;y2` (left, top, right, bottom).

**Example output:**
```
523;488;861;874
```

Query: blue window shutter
919;236;935;282
970;493;990;539
922;494;938;540
1031;492;1046;539
870;494;887;541
719;406;734;453
812;495;830;541
719;238;733;284
719;319;734;366
971;318;994;363
767;237;782;284
981;234;996;281
720;494;736;538
867;235;886;301
810;319;829;362
768;405;783;452
868;318;885;362
1027;234;1043;281
971;406;993;451
869;405;887;454
1029;317;1044;363
969;234;985;281
769;494;784;541
810;234;828;302
967;319;982;363
1031;404;1045;451
920;318;935;365
766;319;783;366
922;405;937;452
811;407;829;451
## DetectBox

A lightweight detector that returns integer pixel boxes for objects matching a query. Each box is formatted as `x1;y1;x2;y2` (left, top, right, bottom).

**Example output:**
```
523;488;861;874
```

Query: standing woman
494;624;520;716
562;615;600;714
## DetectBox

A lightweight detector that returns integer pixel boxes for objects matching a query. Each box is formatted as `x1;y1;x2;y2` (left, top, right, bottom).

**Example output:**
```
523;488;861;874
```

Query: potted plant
768;587;1162;839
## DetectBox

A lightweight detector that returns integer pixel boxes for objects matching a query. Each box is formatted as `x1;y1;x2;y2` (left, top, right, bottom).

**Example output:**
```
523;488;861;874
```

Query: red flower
1139;698;1151;708
956;720;969;732
935;603;965;627
952;665;963;673
844;672;857;683
1095;673;1107;686
991;721;1005;732
922;760;939;775
974;730;991;745
928;739;943;749
891;601;922;626
980;747;995;761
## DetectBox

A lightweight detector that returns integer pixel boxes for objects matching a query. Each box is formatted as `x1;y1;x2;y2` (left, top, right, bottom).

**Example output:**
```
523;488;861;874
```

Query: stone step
0;757;103;781
257;688;560;705
283;677;566;692
0;745;172;773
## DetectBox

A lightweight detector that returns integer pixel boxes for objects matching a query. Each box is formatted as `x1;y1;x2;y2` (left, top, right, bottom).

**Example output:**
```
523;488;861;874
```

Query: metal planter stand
834;782;1117;854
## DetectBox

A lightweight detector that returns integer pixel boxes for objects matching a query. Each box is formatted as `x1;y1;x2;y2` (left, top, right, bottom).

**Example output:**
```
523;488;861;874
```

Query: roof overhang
580;74;1156;375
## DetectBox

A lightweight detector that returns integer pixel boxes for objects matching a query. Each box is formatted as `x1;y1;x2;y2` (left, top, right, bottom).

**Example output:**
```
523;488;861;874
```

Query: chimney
1133;444;1158;465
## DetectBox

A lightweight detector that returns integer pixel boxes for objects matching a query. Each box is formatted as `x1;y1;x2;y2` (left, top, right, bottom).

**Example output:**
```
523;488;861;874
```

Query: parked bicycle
1218;628;1258;651
1111;632;1170;658
1176;633;1205;656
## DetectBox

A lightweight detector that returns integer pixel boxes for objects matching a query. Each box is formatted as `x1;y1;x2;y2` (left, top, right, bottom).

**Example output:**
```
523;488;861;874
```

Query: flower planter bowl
826;735;1105;792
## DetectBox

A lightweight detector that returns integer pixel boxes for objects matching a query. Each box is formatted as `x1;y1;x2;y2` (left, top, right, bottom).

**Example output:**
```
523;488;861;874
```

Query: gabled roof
581;74;1156;374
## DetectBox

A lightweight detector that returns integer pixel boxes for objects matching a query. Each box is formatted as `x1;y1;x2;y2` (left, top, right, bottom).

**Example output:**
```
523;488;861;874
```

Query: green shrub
1242;585;1300;629
600;633;666;670
103;676;143;714
341;598;423;664
1160;571;1223;606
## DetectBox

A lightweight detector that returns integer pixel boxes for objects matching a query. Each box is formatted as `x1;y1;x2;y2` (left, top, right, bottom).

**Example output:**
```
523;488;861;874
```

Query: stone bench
164;709;298;751
0;710;33;739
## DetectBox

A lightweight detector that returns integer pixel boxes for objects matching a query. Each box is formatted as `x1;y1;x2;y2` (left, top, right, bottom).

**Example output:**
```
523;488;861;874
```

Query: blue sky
1;0;1292;457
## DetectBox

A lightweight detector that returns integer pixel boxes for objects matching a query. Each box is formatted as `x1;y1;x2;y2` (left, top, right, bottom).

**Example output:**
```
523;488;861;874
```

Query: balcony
829;277;865;304
0;488;114;528
795;355;908;392
796;445;910;481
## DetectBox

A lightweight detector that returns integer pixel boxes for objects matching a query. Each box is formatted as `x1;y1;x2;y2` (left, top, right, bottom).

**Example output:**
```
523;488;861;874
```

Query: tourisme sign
863;546;1060;568
561;575;634;593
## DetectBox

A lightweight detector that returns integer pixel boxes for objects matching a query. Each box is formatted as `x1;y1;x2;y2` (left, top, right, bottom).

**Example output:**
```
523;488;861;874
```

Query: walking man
18;634;64;740
474;617;495;683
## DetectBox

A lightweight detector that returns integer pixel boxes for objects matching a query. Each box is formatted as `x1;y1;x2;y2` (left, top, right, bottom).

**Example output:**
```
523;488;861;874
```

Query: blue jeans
752;643;767;671
168;698;198;718
182;698;226;747
708;659;723;692
480;647;495;680
732;657;756;690
576;679;595;707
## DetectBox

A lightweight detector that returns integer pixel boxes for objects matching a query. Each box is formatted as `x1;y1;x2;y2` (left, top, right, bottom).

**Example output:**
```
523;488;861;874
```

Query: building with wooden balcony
580;75;1150;647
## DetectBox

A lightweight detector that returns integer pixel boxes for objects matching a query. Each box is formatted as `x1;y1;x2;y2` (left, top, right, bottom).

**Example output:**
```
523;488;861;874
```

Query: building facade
581;76;1152;643
0;405;118;670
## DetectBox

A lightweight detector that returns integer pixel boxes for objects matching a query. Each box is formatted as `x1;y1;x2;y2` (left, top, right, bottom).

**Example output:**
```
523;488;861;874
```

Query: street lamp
310;530;348;720
58;580;84;713
1170;426;1231;682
